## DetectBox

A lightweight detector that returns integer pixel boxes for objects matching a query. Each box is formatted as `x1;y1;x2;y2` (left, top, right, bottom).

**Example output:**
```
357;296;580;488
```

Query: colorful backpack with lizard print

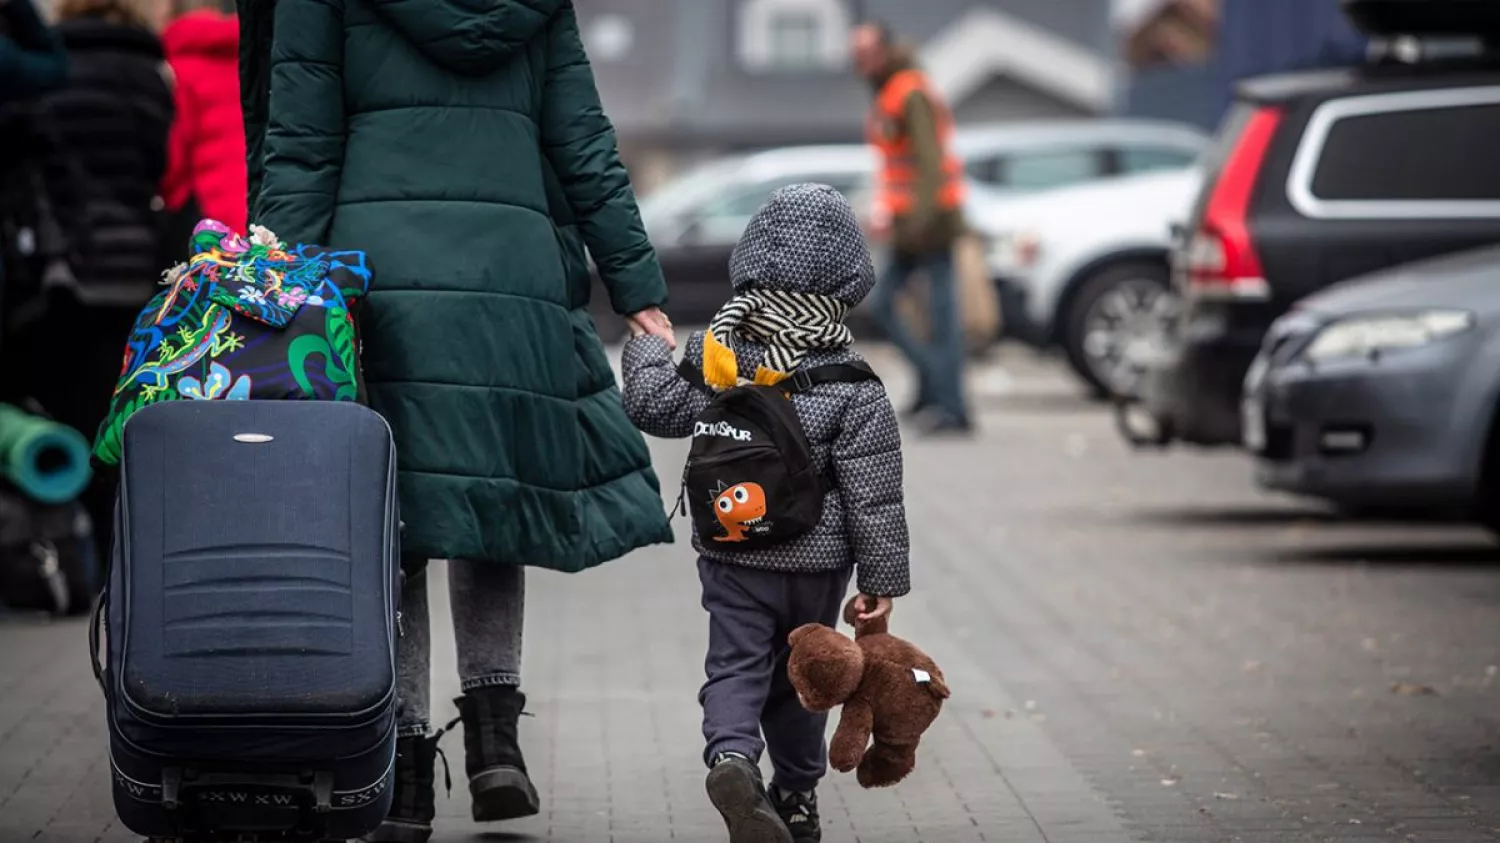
91;219;373;466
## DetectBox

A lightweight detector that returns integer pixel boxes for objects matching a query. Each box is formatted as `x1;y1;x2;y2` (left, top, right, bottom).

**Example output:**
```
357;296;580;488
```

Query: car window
638;157;746;224
964;157;1000;186
1118;146;1199;175
689;174;868;244
706;186;780;220
1308;101;1500;201
999;149;1106;191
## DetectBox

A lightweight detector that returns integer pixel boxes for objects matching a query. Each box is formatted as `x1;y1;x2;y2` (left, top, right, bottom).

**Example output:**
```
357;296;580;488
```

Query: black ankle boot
456;686;539;822
360;732;451;843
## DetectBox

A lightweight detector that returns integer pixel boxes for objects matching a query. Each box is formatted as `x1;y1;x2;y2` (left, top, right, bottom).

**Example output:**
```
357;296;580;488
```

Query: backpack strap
779;361;880;395
677;358;878;396
677;357;710;394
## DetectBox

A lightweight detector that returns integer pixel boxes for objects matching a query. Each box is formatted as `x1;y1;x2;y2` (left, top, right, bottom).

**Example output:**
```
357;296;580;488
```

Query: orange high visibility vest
866;69;965;217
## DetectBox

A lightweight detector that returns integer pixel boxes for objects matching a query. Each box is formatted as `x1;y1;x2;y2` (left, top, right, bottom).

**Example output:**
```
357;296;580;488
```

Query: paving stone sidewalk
4;346;1500;842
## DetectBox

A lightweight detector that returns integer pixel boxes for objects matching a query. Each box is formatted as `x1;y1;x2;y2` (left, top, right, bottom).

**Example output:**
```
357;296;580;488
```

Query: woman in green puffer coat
238;1;675;839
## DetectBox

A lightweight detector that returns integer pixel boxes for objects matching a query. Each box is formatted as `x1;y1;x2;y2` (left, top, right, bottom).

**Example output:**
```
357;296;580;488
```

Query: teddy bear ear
788;622;833;648
841;597;889;637
841;596;862;627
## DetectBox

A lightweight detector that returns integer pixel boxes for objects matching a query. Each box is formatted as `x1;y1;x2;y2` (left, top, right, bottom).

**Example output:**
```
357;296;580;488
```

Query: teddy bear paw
855;744;916;789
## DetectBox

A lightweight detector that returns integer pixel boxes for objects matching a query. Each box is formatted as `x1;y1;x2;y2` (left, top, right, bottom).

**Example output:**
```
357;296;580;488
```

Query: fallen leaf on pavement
1391;682;1437;696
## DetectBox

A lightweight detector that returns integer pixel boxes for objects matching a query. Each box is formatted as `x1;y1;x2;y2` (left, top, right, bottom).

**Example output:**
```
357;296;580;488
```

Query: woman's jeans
396;559;525;737
873;249;969;424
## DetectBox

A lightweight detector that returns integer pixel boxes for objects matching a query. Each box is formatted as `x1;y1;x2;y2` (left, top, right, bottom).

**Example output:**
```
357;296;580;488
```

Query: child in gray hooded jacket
622;183;909;843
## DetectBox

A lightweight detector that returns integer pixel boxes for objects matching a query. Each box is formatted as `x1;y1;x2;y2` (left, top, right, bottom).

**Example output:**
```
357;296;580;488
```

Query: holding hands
627;307;676;350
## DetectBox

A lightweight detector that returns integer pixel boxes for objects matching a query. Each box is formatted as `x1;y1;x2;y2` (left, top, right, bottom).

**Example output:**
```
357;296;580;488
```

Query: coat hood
727;183;877;308
370;0;565;76
163;11;239;60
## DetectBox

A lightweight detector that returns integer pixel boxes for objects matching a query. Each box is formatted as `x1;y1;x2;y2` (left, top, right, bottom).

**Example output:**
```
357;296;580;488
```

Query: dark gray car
1243;243;1500;523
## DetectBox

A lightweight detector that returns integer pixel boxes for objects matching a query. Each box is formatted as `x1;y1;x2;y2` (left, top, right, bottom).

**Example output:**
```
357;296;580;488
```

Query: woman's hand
628;307;676;350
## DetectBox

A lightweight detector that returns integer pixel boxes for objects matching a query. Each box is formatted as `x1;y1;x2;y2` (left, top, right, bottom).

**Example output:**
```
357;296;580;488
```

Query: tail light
1183;106;1283;301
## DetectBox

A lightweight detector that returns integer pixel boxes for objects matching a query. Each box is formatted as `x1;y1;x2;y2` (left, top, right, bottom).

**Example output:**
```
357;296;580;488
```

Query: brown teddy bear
787;596;950;788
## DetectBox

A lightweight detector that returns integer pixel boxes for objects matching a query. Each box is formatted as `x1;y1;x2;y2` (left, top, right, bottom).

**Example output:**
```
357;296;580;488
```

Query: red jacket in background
160;11;246;234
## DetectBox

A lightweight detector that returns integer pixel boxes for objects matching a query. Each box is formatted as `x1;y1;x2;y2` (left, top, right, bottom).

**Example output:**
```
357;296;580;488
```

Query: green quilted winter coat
238;0;673;571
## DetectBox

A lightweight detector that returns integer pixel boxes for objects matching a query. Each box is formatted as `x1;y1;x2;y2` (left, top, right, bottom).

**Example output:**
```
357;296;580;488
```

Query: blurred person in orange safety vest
852;20;971;435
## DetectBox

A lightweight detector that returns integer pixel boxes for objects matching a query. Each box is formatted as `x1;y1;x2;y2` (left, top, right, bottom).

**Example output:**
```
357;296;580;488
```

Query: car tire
1060;260;1171;400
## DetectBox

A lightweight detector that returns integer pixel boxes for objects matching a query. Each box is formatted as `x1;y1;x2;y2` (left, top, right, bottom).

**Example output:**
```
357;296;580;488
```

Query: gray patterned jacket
622;335;909;597
619;183;910;597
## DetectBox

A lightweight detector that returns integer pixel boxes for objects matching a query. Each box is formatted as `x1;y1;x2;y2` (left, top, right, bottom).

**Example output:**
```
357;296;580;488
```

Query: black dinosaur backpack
677;358;879;551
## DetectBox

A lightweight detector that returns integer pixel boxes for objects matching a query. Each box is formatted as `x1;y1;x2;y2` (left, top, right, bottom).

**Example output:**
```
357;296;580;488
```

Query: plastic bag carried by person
92;219;373;466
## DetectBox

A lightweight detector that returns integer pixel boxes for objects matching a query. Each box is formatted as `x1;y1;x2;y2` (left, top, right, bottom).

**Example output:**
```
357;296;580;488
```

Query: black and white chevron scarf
703;289;853;389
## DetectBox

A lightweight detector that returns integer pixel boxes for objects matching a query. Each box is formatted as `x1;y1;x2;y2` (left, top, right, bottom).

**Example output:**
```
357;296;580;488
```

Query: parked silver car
1243;243;1500;526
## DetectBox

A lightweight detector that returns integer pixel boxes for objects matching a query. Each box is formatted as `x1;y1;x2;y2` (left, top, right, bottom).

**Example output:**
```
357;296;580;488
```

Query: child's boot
360;731;448;843
456;686;540;822
705;752;794;843
770;785;821;843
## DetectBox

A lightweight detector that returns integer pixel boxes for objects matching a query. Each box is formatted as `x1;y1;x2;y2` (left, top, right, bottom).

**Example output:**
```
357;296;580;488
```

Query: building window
768;10;822;68
740;0;848;72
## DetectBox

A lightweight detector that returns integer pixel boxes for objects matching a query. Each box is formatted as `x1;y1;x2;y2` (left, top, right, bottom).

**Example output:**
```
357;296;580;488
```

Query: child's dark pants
698;556;853;793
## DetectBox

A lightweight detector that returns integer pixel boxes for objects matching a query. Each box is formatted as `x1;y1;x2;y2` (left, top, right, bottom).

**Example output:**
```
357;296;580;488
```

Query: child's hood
163;11;238;62
727;183;877;309
370;0;565;77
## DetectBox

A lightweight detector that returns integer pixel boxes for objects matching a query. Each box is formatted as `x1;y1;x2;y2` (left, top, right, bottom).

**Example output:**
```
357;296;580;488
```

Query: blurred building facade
1119;0;1368;130
577;0;1116;191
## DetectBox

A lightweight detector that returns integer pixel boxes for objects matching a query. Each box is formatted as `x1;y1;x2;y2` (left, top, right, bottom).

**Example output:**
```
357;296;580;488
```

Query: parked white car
975;167;1204;397
955;119;1207;196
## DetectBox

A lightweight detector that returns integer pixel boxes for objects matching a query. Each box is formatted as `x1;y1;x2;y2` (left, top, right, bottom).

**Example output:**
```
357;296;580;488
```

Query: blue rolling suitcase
93;400;400;841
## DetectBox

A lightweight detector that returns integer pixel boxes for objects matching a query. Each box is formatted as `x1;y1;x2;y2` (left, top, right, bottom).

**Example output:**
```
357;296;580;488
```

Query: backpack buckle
790;369;814;393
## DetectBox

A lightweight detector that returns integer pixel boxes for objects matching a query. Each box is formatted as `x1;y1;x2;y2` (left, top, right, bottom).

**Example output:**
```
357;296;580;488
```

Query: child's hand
853;594;892;623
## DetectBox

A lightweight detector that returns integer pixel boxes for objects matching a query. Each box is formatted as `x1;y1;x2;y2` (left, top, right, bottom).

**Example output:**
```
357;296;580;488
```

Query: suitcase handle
88;586;107;697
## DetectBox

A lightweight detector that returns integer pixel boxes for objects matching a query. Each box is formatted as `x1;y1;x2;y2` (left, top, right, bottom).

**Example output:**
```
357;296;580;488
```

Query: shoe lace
432;716;462;797
776;788;817;821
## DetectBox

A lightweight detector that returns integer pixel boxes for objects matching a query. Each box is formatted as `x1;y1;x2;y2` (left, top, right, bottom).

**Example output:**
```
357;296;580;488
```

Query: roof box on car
1343;0;1500;37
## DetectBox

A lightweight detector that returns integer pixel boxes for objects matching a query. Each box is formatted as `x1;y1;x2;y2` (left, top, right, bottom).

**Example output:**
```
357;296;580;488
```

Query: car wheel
1061;261;1172;399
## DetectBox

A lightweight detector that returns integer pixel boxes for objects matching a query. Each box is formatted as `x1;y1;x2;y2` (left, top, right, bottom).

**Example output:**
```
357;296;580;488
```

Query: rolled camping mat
0;404;93;505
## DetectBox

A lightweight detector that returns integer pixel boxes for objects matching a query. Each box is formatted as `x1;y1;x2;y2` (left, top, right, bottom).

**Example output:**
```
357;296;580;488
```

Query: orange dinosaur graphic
713;482;767;542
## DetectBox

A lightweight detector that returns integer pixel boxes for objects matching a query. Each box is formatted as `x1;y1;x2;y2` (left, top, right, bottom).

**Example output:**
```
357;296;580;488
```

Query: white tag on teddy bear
912;668;932;684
